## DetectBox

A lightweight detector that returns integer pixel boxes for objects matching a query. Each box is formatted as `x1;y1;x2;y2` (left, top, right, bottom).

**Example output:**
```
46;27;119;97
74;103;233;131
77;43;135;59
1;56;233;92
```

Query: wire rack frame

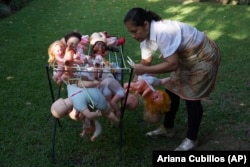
46;45;134;164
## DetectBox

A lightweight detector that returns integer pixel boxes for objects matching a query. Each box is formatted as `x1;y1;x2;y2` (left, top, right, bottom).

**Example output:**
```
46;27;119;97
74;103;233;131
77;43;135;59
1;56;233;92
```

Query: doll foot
90;136;96;142
80;131;86;138
114;111;121;119
145;125;175;137
174;138;198;151
96;110;102;116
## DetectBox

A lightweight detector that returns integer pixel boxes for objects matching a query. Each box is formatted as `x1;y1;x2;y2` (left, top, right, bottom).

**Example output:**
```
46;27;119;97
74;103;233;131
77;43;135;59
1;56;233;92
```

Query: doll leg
110;94;122;118
102;105;119;124
90;120;102;142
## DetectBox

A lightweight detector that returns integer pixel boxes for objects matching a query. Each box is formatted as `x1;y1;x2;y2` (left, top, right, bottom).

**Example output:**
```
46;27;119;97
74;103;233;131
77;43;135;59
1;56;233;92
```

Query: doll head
63;31;82;49
78;35;89;52
143;90;171;118
143;90;171;115
90;32;106;46
124;93;139;110
143;90;171;123
51;98;73;118
48;40;66;66
90;32;107;56
64;45;77;66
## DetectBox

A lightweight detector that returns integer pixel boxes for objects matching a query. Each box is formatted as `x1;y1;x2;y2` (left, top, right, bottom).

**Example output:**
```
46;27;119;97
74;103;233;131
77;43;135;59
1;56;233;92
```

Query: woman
123;7;220;151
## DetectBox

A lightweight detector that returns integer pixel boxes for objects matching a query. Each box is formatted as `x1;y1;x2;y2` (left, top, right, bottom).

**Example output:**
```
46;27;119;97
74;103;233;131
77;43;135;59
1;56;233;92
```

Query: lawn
0;0;249;166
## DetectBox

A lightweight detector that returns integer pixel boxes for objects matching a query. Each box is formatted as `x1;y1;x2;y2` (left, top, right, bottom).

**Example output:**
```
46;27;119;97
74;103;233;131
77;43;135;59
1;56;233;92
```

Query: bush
0;0;33;18
0;3;11;17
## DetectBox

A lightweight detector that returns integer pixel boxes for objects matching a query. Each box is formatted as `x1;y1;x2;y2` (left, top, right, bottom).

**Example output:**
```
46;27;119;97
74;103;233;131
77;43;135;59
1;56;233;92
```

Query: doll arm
109;94;123;118
52;65;64;81
160;77;170;85
124;79;152;96
77;80;100;88
101;105;120;124
55;55;64;64
80;108;102;120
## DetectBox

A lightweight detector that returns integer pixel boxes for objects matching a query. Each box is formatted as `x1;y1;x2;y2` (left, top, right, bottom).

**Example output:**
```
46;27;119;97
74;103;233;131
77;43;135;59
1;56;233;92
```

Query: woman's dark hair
123;7;162;26
64;31;82;42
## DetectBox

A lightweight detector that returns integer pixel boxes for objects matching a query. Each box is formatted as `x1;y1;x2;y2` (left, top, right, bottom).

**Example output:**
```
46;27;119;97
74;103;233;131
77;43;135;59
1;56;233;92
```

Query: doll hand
80;130;86;138
93;80;100;87
73;53;81;60
96;110;102;116
52;75;57;81
83;57;89;64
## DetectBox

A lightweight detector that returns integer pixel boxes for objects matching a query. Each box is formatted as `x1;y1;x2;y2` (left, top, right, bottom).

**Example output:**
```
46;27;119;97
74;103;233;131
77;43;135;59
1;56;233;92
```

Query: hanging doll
62;31;94;81
76;74;139;118
76;70;139;118
76;35;94;67
124;75;171;123
63;31;91;66
69;108;102;142
89;31;125;80
51;99;102;141
89;32;108;80
51;79;103;142
103;31;125;81
48;40;67;85
51;79;120;141
51;81;119;122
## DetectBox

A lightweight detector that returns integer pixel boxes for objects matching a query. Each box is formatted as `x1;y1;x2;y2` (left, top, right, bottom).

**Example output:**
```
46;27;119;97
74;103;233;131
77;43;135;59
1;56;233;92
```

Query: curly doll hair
47;40;66;67
143;90;171;115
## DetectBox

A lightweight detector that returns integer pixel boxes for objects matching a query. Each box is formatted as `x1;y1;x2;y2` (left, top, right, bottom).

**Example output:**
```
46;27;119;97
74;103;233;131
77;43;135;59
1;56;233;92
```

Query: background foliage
0;0;249;166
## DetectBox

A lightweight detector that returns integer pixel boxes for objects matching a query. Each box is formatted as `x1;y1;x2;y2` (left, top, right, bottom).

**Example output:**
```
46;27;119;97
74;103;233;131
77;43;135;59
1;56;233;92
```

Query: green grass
0;0;249;166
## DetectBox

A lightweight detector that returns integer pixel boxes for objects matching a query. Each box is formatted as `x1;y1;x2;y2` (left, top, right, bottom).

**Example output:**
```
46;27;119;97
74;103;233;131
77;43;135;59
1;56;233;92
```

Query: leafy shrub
0;0;33;18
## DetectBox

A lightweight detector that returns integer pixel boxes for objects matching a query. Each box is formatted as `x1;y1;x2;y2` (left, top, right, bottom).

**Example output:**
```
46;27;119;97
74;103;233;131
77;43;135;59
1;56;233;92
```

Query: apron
166;36;220;100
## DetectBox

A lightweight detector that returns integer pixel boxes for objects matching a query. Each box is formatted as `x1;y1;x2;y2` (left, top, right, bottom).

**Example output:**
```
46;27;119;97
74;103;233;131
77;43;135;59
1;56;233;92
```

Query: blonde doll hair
48;40;66;67
143;90;171;115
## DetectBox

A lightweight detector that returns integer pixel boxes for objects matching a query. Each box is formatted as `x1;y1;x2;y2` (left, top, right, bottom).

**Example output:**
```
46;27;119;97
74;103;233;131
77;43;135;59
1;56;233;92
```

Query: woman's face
125;20;150;42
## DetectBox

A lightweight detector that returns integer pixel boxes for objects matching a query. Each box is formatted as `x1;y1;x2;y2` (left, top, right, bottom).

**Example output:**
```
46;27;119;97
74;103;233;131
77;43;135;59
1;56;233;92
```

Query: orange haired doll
143;90;171;123
124;75;171;123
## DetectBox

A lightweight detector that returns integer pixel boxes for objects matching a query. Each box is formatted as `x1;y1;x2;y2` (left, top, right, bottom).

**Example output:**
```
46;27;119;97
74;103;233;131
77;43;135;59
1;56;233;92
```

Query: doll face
66;37;80;49
150;91;163;102
93;41;106;55
125;94;139;110
53;45;64;57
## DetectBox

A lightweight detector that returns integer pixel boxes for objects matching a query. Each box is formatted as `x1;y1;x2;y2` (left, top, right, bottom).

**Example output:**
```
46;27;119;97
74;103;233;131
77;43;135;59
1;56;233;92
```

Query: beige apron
166;36;220;100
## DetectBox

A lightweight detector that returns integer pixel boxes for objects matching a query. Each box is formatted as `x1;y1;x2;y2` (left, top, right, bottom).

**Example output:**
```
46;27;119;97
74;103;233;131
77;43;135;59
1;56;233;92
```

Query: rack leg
51;117;59;163
119;68;134;162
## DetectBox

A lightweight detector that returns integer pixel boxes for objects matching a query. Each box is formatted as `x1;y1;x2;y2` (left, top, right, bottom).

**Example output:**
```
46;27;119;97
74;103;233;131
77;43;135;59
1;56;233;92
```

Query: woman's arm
133;53;179;75
133;56;153;82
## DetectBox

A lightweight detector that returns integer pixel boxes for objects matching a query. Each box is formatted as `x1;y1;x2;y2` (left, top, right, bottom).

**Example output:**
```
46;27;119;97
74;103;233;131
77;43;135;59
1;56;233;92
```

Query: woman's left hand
133;63;147;75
